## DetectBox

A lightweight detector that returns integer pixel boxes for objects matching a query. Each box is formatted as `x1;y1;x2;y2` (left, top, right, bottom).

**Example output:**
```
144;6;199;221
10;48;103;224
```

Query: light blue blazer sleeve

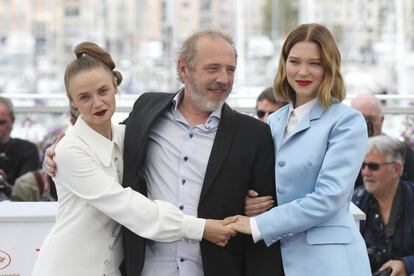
256;102;368;246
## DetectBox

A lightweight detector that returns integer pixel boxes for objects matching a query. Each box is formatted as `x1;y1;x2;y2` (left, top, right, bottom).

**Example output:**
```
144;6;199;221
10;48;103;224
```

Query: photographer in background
352;135;414;276
351;93;414;186
0;97;40;199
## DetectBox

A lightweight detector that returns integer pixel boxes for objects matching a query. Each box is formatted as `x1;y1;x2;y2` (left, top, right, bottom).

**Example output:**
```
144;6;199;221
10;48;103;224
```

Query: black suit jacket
121;92;284;276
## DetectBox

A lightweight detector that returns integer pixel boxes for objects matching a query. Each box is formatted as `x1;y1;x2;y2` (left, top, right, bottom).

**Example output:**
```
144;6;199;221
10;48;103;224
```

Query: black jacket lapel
123;92;175;190
199;103;235;203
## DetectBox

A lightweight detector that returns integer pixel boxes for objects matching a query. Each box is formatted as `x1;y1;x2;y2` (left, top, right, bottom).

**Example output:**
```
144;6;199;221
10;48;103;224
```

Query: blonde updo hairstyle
64;42;122;102
273;23;345;108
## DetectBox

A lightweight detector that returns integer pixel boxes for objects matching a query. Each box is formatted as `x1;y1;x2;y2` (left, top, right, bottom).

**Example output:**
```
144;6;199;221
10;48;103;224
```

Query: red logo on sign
0;250;11;270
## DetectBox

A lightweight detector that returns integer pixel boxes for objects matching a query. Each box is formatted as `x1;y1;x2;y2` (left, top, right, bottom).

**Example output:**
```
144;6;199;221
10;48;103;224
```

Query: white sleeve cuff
182;216;206;241
250;217;263;243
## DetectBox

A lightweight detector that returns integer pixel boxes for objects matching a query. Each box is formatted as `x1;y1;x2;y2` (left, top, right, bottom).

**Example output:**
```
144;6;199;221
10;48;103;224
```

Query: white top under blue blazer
32;116;205;276
256;101;371;276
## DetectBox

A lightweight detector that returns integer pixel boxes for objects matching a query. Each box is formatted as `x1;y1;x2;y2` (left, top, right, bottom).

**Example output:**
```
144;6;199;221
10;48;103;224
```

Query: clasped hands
204;190;274;247
203;216;249;247
43;139;272;248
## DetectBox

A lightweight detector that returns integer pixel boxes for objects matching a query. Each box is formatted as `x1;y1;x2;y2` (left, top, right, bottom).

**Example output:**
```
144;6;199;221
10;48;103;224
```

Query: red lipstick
296;80;313;86
94;110;107;116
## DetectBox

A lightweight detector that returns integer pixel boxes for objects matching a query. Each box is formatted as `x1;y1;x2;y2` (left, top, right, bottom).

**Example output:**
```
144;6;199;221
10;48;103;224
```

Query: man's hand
379;260;406;276
0;169;6;178
227;215;252;235
244;189;274;217
204;218;237;247
42;133;64;177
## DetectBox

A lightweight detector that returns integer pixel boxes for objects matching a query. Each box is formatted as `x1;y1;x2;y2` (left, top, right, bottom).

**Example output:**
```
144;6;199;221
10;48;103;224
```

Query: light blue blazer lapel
284;102;325;143
272;108;289;151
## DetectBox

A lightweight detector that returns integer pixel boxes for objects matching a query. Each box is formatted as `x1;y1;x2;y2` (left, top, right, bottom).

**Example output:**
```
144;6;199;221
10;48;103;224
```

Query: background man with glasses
352;135;414;276
351;92;414;185
255;87;287;122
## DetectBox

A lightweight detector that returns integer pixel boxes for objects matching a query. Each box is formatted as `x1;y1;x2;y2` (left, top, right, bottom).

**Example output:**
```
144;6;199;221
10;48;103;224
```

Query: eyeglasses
361;161;395;171
256;110;274;119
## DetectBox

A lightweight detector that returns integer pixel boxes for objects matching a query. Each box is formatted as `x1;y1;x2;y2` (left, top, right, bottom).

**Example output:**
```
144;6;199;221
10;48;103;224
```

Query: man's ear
178;59;189;79
393;162;402;178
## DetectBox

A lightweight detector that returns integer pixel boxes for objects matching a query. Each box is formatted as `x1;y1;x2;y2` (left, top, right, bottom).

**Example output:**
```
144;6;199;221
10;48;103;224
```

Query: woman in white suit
32;42;235;276
229;23;371;275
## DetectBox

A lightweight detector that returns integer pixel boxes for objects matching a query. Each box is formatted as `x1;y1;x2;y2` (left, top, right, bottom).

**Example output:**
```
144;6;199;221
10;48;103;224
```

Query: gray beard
190;90;222;112
188;80;230;112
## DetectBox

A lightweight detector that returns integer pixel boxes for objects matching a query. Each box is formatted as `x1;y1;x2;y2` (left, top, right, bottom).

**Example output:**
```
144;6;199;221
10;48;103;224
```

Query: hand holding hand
42;133;64;177
204;218;237;247
227;215;252;235
244;189;274;217
379;259;406;276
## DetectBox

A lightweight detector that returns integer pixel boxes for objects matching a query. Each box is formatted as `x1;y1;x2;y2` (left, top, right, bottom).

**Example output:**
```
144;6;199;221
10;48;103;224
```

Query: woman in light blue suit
229;23;371;275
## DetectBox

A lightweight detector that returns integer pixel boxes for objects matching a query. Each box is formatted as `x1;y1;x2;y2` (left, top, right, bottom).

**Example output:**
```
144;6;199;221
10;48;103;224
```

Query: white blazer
32;117;205;276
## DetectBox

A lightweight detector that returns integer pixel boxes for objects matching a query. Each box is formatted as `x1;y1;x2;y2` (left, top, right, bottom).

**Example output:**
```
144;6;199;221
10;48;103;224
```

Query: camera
367;247;389;273
0;152;8;168
372;267;392;276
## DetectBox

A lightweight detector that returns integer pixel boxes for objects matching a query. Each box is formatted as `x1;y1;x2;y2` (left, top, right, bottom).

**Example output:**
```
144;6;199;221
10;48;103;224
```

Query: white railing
2;92;414;115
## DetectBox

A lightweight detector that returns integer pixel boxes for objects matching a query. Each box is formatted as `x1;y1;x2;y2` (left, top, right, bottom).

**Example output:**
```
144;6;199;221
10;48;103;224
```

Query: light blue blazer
256;101;371;276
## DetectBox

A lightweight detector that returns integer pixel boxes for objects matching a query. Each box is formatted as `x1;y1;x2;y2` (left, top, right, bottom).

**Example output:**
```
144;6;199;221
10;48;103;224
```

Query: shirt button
278;161;285;167
104;260;109;265
111;232;116;237
180;258;185;262
114;157;118;161
183;156;188;162
189;133;194;138
181;179;186;185
179;205;184;210
109;245;113;250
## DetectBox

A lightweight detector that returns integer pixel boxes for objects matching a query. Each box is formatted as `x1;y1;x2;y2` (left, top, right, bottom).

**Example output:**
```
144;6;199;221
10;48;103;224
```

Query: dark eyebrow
288;56;321;61
98;84;110;90
203;63;221;68
77;92;90;97
227;65;236;70
203;63;236;70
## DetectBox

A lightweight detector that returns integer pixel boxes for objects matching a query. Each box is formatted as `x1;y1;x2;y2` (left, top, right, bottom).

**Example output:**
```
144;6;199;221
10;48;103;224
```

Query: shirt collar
172;88;223;128
70;115;124;167
288;97;318;123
